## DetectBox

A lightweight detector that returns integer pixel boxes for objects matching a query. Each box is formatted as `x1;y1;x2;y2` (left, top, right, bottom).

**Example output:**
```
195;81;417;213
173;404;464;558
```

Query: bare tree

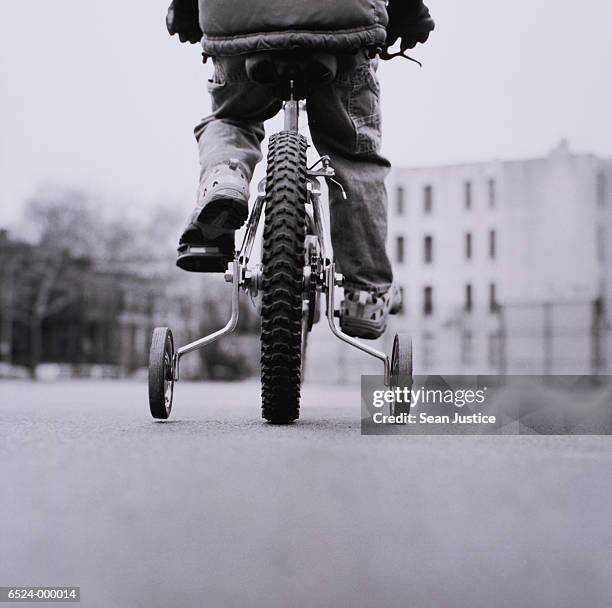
27;187;97;258
18;188;95;376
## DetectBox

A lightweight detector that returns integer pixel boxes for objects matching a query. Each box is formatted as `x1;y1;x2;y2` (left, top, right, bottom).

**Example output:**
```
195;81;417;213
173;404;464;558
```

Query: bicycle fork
284;81;299;132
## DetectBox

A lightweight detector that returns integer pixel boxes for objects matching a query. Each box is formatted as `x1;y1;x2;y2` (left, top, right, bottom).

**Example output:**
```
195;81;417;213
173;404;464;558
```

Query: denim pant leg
194;57;283;184
307;52;393;295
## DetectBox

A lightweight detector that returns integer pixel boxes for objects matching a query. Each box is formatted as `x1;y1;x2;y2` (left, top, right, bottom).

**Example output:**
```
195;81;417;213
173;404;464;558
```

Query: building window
464;181;472;209
489;282;498;312
597;226;605;263
424;185;433;213
396;236;405;263
489;229;497;259
597;171;606;207
488;332;500;368
424;235;433;264
465;232;472;260
465;283;473;313
422;332;435;369
488;178;496;208
423;286;433;316
397;186;405;215
461;331;474;366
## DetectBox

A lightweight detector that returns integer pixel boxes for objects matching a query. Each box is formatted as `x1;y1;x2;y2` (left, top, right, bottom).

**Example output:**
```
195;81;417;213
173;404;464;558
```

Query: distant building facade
386;141;612;374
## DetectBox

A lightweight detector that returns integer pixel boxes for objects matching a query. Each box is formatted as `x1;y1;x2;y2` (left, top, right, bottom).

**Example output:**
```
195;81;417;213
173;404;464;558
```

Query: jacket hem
201;26;387;56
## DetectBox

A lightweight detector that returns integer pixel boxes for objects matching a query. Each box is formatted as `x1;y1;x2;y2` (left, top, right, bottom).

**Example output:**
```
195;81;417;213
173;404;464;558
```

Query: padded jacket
198;0;389;56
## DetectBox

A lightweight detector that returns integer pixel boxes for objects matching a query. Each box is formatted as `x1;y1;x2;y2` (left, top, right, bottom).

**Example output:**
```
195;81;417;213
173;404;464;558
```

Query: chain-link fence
498;299;606;375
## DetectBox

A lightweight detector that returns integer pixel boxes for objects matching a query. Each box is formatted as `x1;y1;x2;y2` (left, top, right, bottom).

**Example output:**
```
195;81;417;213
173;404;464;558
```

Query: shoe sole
340;316;386;340
176;250;231;273
197;195;248;230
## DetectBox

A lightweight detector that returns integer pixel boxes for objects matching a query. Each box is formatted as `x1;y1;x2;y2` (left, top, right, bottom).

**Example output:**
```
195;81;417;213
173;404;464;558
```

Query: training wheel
391;333;413;417
148;327;175;420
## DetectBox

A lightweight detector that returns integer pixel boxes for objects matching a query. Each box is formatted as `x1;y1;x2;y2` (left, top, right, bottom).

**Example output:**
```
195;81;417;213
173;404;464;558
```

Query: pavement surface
1;379;612;608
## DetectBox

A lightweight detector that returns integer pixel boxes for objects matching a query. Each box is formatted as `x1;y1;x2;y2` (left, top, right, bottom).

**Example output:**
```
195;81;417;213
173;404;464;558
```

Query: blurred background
1;1;611;382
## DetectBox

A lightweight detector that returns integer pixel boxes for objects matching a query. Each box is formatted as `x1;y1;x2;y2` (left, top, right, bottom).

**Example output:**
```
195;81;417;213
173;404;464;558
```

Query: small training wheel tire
149;327;175;420
391;333;413;417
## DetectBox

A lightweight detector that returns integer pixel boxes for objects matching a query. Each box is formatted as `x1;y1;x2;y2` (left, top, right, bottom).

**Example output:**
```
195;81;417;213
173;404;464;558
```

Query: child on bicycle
167;0;434;339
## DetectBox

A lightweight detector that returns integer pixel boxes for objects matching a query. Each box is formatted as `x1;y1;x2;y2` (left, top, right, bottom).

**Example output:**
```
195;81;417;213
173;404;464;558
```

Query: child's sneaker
340;284;402;339
193;158;249;229
176;159;249;272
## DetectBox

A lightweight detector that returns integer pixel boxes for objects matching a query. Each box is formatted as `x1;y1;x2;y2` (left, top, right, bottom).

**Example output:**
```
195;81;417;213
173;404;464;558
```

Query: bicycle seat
245;51;338;99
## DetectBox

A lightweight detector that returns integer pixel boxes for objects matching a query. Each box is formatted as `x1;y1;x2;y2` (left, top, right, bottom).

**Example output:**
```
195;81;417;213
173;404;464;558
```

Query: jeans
194;50;393;294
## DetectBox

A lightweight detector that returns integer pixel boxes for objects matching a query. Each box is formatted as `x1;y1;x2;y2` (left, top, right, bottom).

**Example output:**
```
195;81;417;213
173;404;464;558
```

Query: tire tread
260;131;307;423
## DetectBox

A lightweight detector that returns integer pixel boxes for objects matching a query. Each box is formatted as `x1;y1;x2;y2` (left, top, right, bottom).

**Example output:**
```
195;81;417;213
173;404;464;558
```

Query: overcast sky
1;0;611;227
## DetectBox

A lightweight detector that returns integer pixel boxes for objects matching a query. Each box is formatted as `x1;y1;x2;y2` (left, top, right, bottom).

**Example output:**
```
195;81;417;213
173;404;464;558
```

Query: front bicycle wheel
260;131;307;424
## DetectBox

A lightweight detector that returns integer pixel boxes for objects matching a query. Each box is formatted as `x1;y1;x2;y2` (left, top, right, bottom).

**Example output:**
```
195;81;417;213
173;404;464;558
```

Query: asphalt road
1;379;612;608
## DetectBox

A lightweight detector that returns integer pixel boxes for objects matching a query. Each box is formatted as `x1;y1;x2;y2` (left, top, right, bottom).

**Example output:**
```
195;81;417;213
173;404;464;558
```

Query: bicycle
148;51;413;424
